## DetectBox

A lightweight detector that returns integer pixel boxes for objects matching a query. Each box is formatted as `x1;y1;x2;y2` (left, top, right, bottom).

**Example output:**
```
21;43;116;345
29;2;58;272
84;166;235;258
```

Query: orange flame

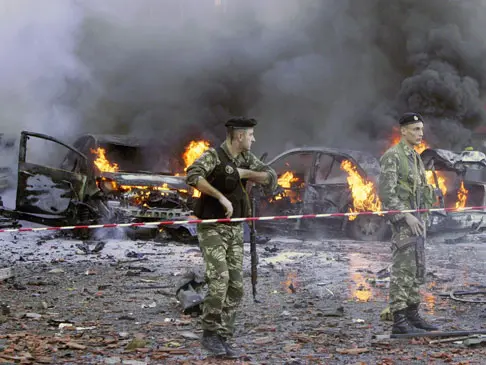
119;183;170;191
91;147;119;173
182;140;210;198
340;160;382;221
351;273;372;302
455;181;469;209
183;140;210;171
275;171;302;203
425;171;447;196
281;272;298;294
278;171;299;188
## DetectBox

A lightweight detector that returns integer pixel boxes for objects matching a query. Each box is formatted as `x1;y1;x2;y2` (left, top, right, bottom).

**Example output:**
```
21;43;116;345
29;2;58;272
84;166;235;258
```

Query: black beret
225;117;257;129
399;112;424;126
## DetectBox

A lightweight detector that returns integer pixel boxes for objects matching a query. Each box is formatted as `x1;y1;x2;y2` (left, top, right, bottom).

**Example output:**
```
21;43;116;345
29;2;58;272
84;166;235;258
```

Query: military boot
406;304;439;331
201;330;226;356
392;309;426;334
219;336;243;359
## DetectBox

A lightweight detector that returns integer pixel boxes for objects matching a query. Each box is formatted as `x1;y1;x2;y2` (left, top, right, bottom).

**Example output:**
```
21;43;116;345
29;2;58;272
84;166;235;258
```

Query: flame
281;272;298;294
275;171;302;203
91;147;119;173
421;282;437;314
455;181;469;209
425;171;447;196
119;183;170;191
348;253;373;302
278;171;299;188
418;138;447;197
414;142;428;154
340;160;382;221
182;140;210;198
183;140;210;171
351;273;372;302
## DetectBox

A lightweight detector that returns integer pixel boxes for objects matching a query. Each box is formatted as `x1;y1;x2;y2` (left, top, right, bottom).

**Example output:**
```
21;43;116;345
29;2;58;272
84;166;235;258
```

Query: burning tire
346;215;390;241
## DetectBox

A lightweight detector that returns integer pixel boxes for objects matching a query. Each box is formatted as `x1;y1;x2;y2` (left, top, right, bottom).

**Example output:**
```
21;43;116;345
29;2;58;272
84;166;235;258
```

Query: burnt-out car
0;131;197;239
421;148;486;232
254;147;389;241
256;146;486;241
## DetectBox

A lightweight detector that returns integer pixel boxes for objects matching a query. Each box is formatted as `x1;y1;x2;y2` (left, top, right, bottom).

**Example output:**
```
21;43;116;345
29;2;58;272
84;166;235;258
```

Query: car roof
267;146;381;176
83;134;165;148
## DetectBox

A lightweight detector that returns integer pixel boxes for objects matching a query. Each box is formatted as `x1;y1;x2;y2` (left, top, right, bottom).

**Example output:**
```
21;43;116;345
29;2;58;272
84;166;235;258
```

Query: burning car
421;148;486;232
254;146;486;241
254;147;387;241
0;131;198;240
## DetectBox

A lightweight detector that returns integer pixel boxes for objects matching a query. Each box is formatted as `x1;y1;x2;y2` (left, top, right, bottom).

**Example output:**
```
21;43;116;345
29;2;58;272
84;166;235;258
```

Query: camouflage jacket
186;142;278;193
378;140;431;222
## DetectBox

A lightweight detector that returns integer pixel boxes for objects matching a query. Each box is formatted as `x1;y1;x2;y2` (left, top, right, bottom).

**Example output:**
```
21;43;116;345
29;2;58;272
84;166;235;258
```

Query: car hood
421;148;486;172
100;171;190;190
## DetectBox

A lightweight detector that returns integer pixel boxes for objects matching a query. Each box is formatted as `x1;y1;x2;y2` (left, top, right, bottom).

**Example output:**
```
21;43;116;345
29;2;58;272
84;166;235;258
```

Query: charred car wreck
421;148;486;232
253;147;387;241
254;146;486;241
0;131;198;240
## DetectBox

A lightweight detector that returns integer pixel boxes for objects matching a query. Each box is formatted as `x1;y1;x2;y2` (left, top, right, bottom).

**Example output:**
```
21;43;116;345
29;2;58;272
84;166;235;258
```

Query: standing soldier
186;117;277;358
378;112;439;334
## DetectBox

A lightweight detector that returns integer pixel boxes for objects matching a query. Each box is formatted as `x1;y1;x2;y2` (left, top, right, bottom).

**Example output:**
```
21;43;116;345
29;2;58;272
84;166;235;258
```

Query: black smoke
1;0;486;159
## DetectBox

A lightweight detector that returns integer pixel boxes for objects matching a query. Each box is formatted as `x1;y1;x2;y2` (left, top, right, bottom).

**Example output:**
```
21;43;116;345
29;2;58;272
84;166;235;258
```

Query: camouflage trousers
197;223;244;337
389;222;426;314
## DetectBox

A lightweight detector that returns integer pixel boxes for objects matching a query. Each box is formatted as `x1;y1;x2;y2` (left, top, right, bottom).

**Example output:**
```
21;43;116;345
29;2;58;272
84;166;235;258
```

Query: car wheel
346;215;390;241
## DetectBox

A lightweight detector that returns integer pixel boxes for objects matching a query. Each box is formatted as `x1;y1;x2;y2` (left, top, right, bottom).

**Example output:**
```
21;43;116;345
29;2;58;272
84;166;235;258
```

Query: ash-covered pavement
1;228;486;364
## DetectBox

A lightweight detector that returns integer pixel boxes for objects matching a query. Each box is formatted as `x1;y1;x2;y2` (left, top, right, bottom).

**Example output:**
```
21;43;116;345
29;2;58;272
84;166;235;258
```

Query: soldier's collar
220;141;239;162
398;140;416;155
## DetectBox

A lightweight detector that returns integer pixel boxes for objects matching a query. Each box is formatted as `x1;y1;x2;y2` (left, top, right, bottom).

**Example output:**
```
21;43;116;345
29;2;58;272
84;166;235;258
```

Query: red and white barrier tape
0;206;484;234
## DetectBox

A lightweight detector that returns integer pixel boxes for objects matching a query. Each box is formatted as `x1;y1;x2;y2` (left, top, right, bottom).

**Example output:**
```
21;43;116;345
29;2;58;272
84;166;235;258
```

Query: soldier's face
238;128;255;151
401;122;424;146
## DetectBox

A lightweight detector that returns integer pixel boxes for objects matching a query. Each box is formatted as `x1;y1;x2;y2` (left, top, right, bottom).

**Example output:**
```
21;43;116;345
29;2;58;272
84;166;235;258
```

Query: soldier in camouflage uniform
378;112;439;334
186;117;277;357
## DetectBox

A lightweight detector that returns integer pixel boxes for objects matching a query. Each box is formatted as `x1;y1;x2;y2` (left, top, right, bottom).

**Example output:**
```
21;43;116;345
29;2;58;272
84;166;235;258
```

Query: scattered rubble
1;231;486;363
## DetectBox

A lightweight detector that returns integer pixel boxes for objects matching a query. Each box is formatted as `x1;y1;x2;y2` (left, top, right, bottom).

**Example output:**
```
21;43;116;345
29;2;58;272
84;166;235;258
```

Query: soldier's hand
404;213;425;236
218;196;234;218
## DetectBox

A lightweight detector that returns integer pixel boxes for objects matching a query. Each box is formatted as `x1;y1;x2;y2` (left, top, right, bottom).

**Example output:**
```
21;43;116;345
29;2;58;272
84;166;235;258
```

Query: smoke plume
0;0;486;160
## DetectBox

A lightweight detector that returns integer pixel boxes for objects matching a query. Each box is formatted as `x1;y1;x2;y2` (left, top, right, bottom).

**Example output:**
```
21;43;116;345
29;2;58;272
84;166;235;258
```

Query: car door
15;131;89;224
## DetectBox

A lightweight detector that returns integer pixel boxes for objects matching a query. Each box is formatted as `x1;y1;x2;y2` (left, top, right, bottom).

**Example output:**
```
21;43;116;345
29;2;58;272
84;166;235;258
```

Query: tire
346;215;390;241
